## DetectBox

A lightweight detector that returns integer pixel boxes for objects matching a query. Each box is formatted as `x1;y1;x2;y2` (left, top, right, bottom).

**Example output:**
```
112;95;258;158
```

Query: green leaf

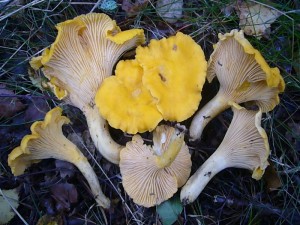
0;188;19;225
157;195;183;225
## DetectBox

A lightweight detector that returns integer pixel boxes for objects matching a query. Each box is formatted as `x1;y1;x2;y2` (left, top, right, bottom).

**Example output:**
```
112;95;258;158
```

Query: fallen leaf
0;188;19;225
24;97;49;122
122;0;148;17
263;161;282;191
55;160;76;179
50;182;78;212
235;1;281;38
0;84;25;119
157;195;183;225
156;0;183;24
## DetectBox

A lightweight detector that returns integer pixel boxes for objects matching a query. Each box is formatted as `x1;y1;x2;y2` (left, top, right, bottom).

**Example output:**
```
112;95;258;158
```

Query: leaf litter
0;0;299;224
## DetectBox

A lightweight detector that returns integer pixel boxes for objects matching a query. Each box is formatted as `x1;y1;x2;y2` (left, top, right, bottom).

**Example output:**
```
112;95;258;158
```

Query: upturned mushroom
189;29;285;141
120;125;192;207
180;103;270;204
8;107;110;208
30;13;145;164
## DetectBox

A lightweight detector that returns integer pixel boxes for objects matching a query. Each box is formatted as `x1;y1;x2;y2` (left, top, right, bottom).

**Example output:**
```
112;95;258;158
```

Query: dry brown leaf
0;84;25;119
263;161;282;191
156;0;183;24
55;160;76;179
50;182;78;212
24;97;49;122
235;1;281;38
122;0;148;17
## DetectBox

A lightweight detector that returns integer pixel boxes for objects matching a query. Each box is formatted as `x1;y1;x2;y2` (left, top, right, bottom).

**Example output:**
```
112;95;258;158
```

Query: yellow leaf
235;2;281;38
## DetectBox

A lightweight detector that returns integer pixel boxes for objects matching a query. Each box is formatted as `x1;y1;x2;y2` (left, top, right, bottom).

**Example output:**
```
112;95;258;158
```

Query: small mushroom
180;103;270;204
8;107;110;208
95;59;163;134
189;29;285;141
136;32;207;122
30;13;145;164
120;125;192;207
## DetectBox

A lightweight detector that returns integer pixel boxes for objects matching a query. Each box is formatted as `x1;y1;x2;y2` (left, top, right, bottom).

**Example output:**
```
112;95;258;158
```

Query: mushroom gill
181;103;270;205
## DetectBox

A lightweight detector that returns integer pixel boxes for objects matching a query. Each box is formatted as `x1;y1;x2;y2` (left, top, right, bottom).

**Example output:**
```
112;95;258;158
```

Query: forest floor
0;0;299;225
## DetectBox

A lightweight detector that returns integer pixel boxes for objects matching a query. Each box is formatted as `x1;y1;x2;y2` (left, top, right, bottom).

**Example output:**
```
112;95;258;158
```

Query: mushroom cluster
189;29;285;141
96;32;207;134
8;12;285;211
179;30;285;205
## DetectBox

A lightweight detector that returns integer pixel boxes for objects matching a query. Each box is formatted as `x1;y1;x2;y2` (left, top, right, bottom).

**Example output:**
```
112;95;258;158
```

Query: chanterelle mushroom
30;13;145;164
96;32;206;134
180;103;270;205
120;125;192;207
8;107;110;208
95;59;163;134
136;32;207;122
189;29;285;141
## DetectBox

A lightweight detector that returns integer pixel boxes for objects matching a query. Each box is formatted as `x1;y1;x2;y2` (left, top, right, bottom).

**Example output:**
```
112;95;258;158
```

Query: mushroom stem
74;157;110;208
41;136;111;208
180;151;227;204
155;133;184;169
8;108;111;209
189;92;229;141
85;106;123;164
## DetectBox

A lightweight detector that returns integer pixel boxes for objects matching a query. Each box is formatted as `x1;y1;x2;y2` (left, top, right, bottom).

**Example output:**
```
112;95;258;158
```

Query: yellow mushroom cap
7;107;110;208
207;29;285;112
30;13;145;112
136;32;207;122
120;125;191;207
95;60;163;134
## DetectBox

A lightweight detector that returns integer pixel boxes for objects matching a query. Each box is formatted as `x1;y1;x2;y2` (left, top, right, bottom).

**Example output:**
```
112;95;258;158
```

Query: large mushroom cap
136;32;207;122
8;107;110;208
95;60;163;134
207;29;285;112
30;13;145;112
120;125;191;207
